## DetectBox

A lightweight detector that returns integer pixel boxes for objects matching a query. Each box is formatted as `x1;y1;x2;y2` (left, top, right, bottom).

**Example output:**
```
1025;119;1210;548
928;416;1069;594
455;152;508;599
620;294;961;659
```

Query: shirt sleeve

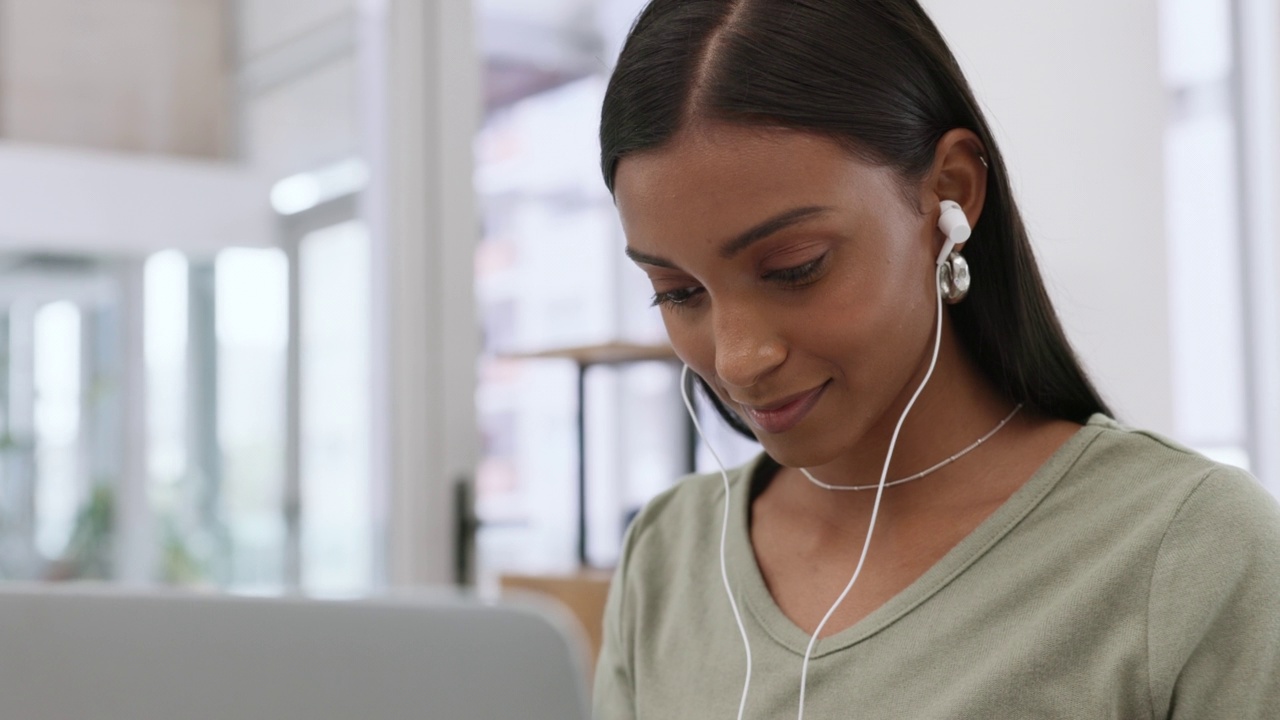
592;521;638;720
1147;467;1280;719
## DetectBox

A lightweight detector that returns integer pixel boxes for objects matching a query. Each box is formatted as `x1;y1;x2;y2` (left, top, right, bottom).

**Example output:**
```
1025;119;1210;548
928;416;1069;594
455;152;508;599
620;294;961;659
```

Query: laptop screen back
0;585;590;720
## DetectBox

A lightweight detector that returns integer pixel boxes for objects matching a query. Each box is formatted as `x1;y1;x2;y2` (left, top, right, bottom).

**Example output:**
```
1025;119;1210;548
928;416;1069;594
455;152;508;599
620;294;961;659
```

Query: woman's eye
764;253;828;286
650;286;704;309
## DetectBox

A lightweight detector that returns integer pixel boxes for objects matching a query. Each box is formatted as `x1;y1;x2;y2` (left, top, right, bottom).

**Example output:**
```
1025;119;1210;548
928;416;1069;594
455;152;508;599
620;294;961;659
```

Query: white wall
923;0;1173;433
0;143;273;253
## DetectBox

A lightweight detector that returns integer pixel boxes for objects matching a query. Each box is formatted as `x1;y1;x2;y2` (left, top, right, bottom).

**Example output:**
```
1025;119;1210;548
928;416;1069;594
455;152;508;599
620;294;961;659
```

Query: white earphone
935;199;971;265
682;199;971;720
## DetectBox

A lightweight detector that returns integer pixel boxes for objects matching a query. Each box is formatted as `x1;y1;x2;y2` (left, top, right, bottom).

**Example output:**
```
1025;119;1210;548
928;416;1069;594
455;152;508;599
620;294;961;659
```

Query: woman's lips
739;382;829;434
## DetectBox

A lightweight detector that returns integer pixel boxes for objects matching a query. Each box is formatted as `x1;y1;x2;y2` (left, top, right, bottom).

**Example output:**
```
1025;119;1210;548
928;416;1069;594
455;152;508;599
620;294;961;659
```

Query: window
1160;0;1277;488
473;0;760;580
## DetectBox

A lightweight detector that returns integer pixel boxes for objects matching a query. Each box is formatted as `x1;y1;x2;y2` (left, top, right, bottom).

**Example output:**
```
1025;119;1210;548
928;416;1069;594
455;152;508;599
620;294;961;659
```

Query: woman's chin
756;436;834;471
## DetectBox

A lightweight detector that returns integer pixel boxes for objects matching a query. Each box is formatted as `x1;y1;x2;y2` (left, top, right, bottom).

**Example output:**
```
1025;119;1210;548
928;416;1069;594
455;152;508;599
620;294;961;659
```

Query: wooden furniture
504;342;694;566
501;571;613;674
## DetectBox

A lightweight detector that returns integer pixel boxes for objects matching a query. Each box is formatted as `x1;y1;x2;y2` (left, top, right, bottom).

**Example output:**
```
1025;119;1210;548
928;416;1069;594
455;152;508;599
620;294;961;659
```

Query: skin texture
614;122;1080;637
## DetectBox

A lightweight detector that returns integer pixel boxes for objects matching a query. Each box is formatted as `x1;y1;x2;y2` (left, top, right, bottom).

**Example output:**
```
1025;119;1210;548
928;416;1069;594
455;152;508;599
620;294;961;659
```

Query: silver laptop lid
0;584;590;720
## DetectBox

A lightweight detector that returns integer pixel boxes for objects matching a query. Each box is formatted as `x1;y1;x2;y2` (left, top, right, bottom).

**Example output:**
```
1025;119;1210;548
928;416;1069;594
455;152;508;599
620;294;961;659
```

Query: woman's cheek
664;320;715;376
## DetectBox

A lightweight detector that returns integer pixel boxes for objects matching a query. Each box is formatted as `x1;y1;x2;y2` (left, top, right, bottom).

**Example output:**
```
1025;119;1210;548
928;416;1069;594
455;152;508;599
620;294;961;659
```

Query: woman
594;1;1280;719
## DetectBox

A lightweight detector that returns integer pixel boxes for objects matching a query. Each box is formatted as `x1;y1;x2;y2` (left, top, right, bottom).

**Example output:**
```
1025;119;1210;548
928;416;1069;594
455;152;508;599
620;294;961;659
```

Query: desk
501;570;613;673
506;342;694;566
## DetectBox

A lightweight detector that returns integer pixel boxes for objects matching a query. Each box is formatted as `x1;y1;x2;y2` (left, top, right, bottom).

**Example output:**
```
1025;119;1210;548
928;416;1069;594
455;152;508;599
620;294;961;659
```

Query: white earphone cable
795;262;946;720
682;365;753;720
680;250;955;719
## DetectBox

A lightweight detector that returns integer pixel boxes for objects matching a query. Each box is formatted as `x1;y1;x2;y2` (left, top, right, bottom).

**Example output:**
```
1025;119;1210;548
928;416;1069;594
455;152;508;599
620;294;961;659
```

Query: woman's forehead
613;125;901;246
616;124;843;191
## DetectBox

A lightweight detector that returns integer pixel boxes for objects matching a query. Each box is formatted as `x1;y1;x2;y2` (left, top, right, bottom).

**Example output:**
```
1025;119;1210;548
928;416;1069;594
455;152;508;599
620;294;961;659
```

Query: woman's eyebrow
719;205;830;258
625;246;676;268
624;205;831;268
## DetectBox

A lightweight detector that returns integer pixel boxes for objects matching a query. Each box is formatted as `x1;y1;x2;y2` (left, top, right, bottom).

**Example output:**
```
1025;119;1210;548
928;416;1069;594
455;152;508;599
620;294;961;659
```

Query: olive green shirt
594;415;1280;719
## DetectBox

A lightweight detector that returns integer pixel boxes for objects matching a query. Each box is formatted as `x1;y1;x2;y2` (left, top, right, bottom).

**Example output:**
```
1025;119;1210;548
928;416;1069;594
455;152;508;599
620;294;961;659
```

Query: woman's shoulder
1069;413;1274;512
1001;413;1279;587
1087;416;1280;716
1064;414;1280;592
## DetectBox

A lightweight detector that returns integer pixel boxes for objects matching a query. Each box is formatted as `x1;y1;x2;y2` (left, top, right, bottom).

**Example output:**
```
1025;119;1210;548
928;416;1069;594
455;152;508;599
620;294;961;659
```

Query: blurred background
0;0;1274;598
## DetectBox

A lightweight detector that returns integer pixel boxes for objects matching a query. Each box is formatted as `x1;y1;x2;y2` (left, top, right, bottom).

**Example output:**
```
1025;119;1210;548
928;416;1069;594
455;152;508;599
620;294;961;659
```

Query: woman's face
614;124;941;469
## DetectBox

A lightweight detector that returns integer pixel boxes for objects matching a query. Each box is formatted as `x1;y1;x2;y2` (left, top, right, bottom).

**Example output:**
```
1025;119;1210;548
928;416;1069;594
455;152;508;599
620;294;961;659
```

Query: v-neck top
593;415;1280;719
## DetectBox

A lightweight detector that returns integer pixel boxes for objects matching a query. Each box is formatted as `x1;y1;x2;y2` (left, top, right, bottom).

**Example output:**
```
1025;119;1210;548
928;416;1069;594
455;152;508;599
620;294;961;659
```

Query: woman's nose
712;305;786;391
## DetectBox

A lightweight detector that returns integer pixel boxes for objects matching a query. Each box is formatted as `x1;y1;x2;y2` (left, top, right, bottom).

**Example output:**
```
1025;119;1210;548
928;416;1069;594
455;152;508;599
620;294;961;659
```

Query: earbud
935;200;971;265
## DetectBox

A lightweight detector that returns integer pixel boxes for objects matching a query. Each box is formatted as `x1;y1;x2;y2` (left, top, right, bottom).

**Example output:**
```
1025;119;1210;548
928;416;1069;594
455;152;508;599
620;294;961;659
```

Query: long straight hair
601;0;1111;438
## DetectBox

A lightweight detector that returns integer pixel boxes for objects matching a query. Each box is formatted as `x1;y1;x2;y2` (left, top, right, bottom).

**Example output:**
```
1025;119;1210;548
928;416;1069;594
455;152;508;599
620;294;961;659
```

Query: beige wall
236;0;352;60
0;0;230;158
240;46;359;181
235;0;359;180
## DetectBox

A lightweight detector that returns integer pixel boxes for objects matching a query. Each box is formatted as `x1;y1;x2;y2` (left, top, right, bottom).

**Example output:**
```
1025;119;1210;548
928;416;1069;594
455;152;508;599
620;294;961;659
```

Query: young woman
594;1;1280;719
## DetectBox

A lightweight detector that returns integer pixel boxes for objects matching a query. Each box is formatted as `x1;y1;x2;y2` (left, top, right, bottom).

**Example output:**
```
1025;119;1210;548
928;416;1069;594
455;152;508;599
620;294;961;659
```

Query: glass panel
1159;0;1232;86
145;252;189;500
32;301;82;561
1159;0;1250;468
0;257;131;580
475;78;630;575
472;2;747;577
215;248;289;593
146;250;214;585
1165;112;1247;454
299;220;373;594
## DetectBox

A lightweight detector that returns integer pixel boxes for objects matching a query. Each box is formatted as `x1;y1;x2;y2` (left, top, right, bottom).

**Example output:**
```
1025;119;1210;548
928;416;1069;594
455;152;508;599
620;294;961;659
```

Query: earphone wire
795;263;946;720
681;365;753;720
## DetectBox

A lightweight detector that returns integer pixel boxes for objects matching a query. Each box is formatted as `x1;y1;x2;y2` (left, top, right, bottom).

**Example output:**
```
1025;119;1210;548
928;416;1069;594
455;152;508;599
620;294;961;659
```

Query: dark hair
601;0;1111;437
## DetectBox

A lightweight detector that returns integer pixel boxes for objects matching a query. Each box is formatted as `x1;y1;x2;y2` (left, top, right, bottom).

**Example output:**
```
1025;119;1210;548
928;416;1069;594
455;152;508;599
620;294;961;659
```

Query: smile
739;381;829;434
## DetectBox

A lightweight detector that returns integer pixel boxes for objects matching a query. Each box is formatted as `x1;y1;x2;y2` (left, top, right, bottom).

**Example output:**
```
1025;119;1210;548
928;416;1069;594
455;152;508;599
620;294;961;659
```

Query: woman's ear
921;128;989;237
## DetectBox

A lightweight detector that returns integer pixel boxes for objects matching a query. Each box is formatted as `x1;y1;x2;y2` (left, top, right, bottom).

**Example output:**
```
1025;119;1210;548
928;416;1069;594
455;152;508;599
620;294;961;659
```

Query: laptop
0;583;591;720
